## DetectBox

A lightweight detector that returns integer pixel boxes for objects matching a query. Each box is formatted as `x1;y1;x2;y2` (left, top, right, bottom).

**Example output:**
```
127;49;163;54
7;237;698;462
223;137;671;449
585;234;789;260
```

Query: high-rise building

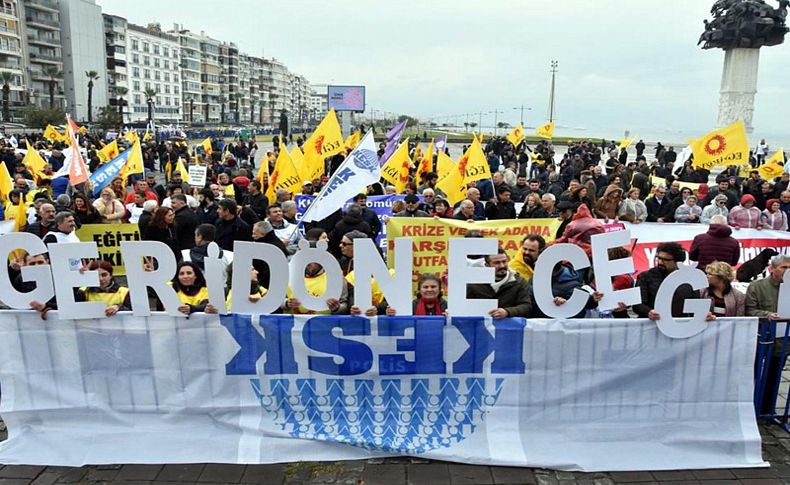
125;23;181;124
0;0;26;120
309;83;328;122
59;0;107;122
169;26;220;124
20;0;64;111
102;14;128;122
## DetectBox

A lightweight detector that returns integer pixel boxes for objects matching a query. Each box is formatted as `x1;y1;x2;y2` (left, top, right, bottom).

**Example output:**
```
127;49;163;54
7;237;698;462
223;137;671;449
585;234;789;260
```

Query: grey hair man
746;254;790;320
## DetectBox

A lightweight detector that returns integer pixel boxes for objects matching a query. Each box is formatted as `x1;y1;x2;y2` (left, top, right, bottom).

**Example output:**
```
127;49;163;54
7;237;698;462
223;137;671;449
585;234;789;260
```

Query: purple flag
379;120;407;165
434;136;448;152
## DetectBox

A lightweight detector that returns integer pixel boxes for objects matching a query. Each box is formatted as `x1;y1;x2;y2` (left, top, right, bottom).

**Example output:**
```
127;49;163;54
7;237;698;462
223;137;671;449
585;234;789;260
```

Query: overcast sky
96;0;790;140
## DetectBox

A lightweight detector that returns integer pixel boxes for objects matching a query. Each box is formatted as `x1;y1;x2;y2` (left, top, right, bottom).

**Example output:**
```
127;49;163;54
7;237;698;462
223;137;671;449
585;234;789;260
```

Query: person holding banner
385;273;447;316
700;261;746;317
170;261;209;315
467;249;532;319
76;260;130;316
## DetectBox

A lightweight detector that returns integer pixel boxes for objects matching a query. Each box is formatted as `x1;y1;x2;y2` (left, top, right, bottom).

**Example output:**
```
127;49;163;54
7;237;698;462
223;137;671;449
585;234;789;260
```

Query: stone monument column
717;48;759;132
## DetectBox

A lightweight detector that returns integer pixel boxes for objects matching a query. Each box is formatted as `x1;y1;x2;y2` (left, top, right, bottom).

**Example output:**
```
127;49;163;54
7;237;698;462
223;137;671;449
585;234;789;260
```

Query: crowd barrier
755;319;790;427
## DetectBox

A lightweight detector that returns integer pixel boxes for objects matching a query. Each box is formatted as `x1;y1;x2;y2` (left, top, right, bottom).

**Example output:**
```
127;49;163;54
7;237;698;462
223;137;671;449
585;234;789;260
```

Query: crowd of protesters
1;129;789;326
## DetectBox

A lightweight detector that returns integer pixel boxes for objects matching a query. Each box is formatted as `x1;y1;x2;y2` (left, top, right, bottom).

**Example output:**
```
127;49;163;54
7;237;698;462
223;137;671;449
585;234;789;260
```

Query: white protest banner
0;311;763;471
188;165;208;187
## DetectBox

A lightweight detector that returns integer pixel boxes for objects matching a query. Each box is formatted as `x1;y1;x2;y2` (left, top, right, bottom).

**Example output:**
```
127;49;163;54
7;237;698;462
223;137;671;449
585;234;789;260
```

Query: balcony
25;15;59;30
0;62;22;71
27;34;60;47
26;0;59;13
29;52;61;64
0;44;21;56
0;4;16;18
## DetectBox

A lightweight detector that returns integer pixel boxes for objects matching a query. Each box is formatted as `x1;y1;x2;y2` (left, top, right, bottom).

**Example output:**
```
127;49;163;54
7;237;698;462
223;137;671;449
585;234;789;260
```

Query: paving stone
535;473;559;485
156;464;205;482
448;463;493;484
691;469;736;480
85;467;121;482
361;464;405;485
592;479;615;485
197;464;245;483
240;464;286;485
555;471;575;481
0;479;34;485
655;481;699;485
29;473;58;485
0;466;45;479
116;464;164;481
610;471;655;482
53;467;88;483
406;463;450;485
739;480;783;485
490;466;536;484
731;468;776;479
688;481;739;485
651;470;697;481
332;461;365;484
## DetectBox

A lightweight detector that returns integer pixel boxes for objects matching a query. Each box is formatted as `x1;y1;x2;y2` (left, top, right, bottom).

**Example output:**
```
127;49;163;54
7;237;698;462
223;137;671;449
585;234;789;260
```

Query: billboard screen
327;85;366;111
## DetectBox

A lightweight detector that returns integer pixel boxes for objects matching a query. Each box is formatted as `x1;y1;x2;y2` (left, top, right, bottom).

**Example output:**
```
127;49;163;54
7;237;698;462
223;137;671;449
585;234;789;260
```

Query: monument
699;0;789;132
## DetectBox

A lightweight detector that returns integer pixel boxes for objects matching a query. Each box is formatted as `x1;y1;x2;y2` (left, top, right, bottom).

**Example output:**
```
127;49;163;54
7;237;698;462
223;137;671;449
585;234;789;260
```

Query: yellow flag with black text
435;152;467;206
344;131;361;151
302;109;343;182
535;121;554;139
265;147;301;203
506;123;525;148
98;140;120;163
120;139;144;185
201;138;213;156
690;120;749;170
381;139;412;194
619;137;635;150
758;148;785;180
459;135;491;183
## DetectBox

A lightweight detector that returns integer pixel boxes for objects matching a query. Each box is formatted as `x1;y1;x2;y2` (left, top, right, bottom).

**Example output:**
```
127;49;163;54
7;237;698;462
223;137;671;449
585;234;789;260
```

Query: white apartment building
125;23;181;124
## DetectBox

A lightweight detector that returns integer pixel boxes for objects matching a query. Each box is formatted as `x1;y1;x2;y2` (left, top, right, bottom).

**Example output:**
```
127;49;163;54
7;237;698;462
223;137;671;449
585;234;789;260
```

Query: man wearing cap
395;194;429;217
485;187;516;220
555;200;575;239
301;180;314;195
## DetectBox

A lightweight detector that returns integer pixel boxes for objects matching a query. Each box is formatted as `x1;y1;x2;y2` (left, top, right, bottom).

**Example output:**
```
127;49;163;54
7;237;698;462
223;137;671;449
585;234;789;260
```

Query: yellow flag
120;139;145;185
690;120;749;170
344;131;361;151
381;139;412;194
175;159;190;184
619;137;635;150
291;145;312;183
98;140;120;163
124;130;139;144
201;137;213;156
265;148;301;204
758;148;785;180
436;149;454;179
436;156;467;206
412;144;423;163
43;125;65;143
0;160;13;200
416;140;434;183
302;109;344;182
459;135;491;183
506;123;525;148
78;125;88;135
23;140;47;179
13;196;26;232
142;130;153;142
535;121;554;139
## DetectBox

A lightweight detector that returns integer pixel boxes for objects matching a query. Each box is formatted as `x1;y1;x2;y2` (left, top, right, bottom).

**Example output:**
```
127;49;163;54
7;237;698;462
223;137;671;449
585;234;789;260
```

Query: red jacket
689;224;740;269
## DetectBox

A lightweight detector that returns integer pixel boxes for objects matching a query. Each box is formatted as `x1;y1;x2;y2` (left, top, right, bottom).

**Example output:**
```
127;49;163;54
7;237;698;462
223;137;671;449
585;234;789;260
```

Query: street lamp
489;110;504;136
512;105;532;125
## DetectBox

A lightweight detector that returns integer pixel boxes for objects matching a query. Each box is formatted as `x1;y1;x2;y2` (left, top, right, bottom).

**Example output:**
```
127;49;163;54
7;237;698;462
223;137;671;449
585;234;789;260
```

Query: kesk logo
352;147;379;175
220;313;522;454
704;134;727;156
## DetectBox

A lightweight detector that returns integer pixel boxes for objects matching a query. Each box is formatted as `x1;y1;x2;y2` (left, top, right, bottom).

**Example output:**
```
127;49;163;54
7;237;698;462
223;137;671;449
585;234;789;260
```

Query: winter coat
485;200;517;220
466;271;532;317
214;215;251;251
645;195;675;222
594;185;623;220
762;209;788;231
618;197;648;223
143;224;182;262
699;287;746;317
554;204;605;250
173;206;198;251
688;224;740;269
329;213;373;254
523;265;590;318
633;267;700;318
674;203;702;223
728;205;763;229
700;203;729;224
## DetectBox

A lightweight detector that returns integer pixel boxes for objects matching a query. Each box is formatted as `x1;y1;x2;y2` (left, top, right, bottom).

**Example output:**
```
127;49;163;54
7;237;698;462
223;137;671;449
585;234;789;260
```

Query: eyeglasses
340;242;353;247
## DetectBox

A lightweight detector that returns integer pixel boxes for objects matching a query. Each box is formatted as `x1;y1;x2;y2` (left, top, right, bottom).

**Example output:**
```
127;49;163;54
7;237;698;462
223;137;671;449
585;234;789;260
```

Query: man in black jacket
214;198;251;251
645;185;674;222
352;193;382;238
485;186;516;220
466;250;531;318
244;180;268;220
172;194;197;251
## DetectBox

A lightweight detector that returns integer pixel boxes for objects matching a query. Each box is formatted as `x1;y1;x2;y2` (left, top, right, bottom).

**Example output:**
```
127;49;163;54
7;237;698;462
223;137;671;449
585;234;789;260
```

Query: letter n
220;314;297;375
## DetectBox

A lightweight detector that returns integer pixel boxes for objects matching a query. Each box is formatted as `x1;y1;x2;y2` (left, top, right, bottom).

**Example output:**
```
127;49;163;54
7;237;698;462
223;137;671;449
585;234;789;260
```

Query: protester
674;195;702;223
386;273;447;316
170;261;209;315
215;198;251;252
143;207;181;262
485;187;516;220
618;188;648;223
762;199;788;231
729;194;764;229
688;215;740;269
508;234;545;281
93;187;126;224
701;261;745;317
466;249;531;318
645;185;674;222
77;260;131;316
594;185;623;220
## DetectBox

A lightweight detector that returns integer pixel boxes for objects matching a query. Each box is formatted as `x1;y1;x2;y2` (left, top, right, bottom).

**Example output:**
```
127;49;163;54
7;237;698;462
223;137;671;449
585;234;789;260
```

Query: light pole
549;60;558;122
489;110;504;136
512;105;532;125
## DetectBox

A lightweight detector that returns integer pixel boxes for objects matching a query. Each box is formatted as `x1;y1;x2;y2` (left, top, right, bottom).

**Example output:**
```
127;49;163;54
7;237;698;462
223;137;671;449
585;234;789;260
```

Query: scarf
415;298;441;316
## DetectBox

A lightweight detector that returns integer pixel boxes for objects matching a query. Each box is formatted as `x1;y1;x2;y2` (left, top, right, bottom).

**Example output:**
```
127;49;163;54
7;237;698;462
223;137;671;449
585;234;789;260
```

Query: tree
469;122;478;129
497;121;510;129
397;115;419;128
95;105;122;130
250;98;255;125
115;86;128;123
143;88;157;126
279;110;289;136
464;122;470;133
234;93;243;124
22;106;66;129
189;98;194;124
41;66;61;108
218;94;227;124
85;70;100;123
0;71;13;122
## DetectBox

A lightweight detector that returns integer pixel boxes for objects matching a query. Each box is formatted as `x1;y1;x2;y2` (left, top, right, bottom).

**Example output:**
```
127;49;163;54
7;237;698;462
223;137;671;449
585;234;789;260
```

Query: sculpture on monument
699;0;789;49
699;0;789;131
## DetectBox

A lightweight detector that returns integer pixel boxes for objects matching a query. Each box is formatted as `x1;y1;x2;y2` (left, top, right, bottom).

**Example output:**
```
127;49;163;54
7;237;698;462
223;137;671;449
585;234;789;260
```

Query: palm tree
189;97;194;124
249;98;255;125
85;70;100;123
41;66;61;108
218;94;227;124
143;88;157;126
115;86;128;123
0;71;13;122
233;92;243;124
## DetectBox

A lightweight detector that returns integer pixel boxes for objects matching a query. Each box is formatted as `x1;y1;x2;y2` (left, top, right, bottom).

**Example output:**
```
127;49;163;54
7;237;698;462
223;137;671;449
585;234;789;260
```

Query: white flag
8;136;18;148
678;145;692;165
301;130;380;223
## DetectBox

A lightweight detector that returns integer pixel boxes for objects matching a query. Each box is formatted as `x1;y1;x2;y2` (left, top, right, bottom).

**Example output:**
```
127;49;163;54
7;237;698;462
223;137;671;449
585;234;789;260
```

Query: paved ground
2;423;790;484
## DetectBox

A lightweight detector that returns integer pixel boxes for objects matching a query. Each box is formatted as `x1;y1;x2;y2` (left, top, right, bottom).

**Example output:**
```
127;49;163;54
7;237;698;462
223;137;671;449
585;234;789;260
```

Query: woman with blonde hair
700;261;745;317
93;187;126;224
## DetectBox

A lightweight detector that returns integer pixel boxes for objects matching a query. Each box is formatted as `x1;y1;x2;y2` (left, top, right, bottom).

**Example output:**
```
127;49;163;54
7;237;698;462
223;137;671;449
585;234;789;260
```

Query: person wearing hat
301;180;314;195
728;194;764;229
484;186;517;220
394;194;429;217
555;200;575;239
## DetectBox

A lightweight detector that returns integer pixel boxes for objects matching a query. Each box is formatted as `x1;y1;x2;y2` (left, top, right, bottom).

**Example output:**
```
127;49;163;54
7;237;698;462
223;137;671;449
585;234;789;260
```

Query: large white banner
0;312;764;471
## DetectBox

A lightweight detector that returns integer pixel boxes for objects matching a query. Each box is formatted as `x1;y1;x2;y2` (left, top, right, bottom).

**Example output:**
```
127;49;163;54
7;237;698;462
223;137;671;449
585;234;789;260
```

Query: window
145;82;151;90
115;46;125;54
156;83;161;92
132;39;138;50
174;74;179;82
163;60;169;70
154;71;160;81
133;80;140;90
154;58;159;68
156;96;161;105
163;47;169;57
134;94;141;104
153;45;159;55
165;97;170;106
164;85;170;94
172;49;178;58
164;73;170;82
143;56;149;66
132;67;139;77
174;86;179;95
142;42;149;53
144;69;150;79
132;54;139;64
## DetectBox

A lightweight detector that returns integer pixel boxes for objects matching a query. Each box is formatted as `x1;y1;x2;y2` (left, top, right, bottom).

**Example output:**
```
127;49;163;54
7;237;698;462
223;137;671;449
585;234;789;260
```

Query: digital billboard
327;85;366;112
